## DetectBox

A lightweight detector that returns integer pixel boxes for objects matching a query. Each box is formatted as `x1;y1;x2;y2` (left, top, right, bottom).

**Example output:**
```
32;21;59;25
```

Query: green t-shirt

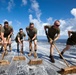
15;32;26;42
3;25;13;37
26;27;37;39
47;25;60;39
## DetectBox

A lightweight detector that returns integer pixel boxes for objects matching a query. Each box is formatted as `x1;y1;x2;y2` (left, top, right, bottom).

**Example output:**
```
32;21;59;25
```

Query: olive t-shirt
15;32;26;42
26;27;37;39
3;26;13;37
47;25;60;39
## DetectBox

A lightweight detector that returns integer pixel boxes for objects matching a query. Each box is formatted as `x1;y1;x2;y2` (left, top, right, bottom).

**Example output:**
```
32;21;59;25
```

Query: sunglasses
55;24;60;27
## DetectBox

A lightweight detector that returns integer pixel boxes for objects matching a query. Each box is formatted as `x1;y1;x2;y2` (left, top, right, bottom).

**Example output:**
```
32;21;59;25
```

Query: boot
59;51;64;59
49;55;55;63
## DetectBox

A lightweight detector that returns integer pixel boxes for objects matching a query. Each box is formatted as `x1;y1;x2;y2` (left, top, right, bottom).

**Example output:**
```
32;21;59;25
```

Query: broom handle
53;44;70;67
2;51;5;60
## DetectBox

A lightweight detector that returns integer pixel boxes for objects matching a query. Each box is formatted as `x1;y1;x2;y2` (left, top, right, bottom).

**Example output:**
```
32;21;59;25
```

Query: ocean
37;39;76;53
38;39;67;43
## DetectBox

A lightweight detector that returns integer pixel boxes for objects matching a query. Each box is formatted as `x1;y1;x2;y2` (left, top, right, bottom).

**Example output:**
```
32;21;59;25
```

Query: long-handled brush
13;42;26;61
27;50;43;65
54;44;76;75
28;46;43;65
0;45;10;66
0;35;13;66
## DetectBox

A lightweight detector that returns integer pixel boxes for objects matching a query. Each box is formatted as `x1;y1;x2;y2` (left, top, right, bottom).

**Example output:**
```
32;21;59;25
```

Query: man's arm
23;33;26;41
32;34;37;40
26;27;31;37
44;25;49;30
54;34;60;41
18;37;21;43
8;27;13;38
26;27;29;32
44;25;50;35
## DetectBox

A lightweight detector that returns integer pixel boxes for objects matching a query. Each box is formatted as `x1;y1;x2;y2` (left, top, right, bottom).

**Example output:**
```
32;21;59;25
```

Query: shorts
66;38;76;45
28;37;37;42
15;39;23;43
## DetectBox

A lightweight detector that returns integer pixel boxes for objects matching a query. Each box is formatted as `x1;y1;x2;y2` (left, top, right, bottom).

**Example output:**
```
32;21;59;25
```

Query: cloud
29;0;76;38
28;0;43;36
21;0;27;6
29;14;45;36
59;17;76;36
71;8;76;18
7;0;15;12
47;17;53;24
30;0;42;21
15;20;21;26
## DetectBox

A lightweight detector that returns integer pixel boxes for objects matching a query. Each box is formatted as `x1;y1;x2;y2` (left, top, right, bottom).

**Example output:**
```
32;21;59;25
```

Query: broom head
58;66;76;74
0;60;10;66
13;56;26;61
28;58;42;65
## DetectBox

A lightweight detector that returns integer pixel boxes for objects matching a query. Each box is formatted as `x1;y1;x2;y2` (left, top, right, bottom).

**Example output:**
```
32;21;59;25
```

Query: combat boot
49;55;55;63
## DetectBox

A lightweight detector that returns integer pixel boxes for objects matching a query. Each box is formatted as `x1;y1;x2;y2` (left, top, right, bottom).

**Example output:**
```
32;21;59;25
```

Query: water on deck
0;41;76;75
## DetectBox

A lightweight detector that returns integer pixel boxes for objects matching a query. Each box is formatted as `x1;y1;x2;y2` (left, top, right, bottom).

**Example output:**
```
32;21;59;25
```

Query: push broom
28;47;43;65
26;32;43;65
54;44;76;75
13;41;26;61
0;42;10;66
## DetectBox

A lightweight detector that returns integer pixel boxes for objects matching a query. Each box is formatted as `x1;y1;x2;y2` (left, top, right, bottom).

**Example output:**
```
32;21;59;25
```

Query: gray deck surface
0;41;76;75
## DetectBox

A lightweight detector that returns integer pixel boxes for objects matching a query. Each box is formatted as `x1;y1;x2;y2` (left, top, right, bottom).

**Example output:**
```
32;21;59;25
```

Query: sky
0;0;76;39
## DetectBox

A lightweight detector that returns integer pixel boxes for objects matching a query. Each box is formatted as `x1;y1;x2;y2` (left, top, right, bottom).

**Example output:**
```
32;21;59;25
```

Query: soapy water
16;64;48;75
